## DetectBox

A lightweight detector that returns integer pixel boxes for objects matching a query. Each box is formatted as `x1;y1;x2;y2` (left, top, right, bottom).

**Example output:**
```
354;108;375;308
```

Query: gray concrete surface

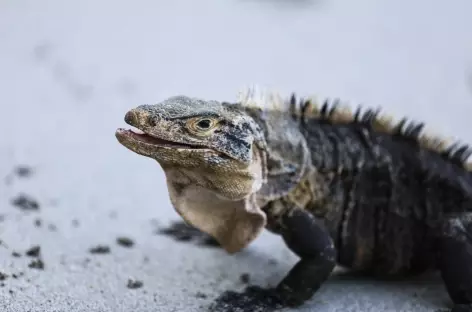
1;0;472;311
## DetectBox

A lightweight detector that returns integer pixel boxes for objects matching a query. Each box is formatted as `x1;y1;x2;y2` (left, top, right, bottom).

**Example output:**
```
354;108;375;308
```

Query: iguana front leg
209;204;336;311
275;207;337;306
438;213;472;312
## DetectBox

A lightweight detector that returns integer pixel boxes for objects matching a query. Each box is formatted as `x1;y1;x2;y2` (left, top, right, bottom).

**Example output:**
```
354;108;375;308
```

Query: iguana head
115;95;268;253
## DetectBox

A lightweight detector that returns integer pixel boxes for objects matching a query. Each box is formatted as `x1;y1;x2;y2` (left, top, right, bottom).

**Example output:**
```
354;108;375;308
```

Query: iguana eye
196;119;212;129
187;117;219;136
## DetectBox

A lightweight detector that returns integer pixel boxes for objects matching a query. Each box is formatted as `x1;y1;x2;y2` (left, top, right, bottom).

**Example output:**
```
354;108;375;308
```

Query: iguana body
115;88;472;312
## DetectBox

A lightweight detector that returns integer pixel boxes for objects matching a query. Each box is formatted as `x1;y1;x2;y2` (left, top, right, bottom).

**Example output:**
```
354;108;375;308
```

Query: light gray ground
1;0;472;311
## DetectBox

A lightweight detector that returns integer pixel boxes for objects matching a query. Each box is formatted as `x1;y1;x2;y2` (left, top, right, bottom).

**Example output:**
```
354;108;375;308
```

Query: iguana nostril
124;110;136;125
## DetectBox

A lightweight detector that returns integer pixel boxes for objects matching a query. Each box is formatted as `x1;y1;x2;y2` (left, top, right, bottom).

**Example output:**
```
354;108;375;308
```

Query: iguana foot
208;285;285;312
451;304;472;312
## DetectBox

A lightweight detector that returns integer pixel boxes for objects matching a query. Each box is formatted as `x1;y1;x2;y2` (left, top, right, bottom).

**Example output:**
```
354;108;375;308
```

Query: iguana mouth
116;128;209;150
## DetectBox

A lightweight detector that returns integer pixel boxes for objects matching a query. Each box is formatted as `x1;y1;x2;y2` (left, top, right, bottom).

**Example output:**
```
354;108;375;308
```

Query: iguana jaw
115;127;213;155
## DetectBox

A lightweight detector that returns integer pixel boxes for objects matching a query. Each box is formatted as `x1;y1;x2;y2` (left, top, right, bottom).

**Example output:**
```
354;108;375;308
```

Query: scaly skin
115;88;472;312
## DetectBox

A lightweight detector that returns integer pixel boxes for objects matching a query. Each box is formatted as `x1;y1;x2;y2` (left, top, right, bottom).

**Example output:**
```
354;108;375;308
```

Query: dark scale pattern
292;97;472;277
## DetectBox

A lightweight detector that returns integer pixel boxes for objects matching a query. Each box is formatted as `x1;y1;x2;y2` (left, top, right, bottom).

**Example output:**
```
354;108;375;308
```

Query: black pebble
89;245;110;254
25;246;41;257
127;278;143;289
116;237;134;248
0;272;8;281
28;259;45;270
15;165;33;178
11;194;39;211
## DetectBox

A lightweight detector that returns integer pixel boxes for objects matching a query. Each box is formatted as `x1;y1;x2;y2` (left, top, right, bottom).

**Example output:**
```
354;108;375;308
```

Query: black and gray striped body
307;116;472;276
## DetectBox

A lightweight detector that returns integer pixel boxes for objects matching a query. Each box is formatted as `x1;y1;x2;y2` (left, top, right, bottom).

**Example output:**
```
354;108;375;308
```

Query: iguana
115;87;472;312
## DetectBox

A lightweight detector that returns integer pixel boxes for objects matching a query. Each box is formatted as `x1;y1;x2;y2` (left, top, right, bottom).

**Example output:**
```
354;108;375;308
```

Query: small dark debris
25;246;41;257
202;236;221;247
116;237;134;248
89;245;110;254
28;259;45;270
240;273;250;284
8;289;14;294
71;219;80;227
196;292;208;299
11;194;39;211
11;252;21;258
34;218;42;227
0;272;8;281
15;165;33;178
48;224;57;232
143;256;150;263
0;283;4;287
208;286;284;312
157;221;193;241
158;221;221;248
11;274;18;279
126;278;143;289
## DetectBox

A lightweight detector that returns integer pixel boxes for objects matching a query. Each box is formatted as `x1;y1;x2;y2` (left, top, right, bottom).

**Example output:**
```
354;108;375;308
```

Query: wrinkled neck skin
160;144;269;254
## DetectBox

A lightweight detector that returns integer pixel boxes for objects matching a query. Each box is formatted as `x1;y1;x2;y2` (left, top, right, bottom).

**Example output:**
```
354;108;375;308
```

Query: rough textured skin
115;88;472;312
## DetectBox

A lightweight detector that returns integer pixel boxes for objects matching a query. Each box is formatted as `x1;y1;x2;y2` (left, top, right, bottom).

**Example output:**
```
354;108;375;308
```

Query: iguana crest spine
238;85;472;170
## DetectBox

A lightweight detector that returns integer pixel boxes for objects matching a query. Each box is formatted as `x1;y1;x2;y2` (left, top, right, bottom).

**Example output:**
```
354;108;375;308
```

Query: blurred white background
1;0;471;311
